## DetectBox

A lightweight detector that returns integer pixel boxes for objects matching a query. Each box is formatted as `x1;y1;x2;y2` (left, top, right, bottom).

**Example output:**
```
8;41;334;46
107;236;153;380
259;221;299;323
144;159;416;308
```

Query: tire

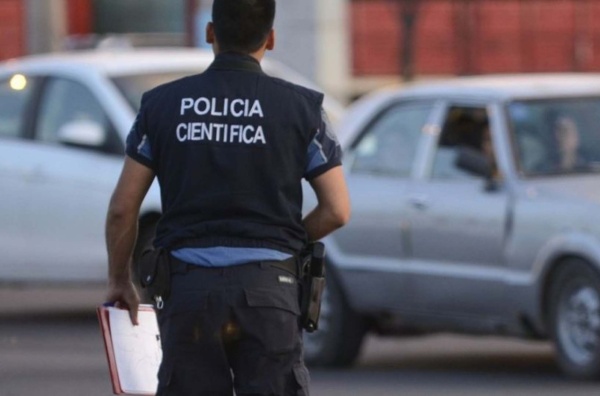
303;268;367;367
548;259;600;379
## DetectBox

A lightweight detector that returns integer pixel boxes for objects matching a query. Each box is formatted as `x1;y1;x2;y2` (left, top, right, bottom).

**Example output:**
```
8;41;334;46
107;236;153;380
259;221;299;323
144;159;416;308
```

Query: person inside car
553;115;582;171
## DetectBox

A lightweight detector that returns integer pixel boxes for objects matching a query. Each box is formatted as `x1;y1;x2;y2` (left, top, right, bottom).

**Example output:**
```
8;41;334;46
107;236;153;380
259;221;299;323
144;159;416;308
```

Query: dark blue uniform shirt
126;52;342;267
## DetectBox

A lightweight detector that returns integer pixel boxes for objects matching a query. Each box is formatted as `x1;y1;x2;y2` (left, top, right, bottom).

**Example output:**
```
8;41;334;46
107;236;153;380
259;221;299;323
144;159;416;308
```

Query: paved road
1;287;599;396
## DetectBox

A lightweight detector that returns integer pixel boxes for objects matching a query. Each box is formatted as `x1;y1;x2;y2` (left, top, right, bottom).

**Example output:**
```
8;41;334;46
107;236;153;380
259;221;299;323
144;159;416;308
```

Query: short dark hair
212;0;276;54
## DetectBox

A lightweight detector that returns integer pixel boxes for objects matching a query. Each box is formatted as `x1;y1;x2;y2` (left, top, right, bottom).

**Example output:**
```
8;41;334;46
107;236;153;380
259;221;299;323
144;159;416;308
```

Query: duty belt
173;256;299;277
264;256;298;277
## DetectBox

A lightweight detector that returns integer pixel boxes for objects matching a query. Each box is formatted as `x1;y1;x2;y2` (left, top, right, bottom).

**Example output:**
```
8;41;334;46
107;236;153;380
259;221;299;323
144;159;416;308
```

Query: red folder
97;305;161;395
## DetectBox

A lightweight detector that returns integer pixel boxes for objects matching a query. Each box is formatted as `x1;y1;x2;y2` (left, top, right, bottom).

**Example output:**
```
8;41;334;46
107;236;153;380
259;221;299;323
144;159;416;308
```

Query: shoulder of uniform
266;76;324;106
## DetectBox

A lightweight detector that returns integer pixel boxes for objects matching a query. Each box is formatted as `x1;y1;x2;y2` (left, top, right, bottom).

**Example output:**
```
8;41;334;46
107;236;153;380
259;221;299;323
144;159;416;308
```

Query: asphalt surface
1;287;599;396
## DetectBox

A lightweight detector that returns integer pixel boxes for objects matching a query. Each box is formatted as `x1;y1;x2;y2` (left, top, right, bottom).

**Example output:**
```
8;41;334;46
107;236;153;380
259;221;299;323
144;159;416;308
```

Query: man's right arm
302;107;350;241
303;166;350;241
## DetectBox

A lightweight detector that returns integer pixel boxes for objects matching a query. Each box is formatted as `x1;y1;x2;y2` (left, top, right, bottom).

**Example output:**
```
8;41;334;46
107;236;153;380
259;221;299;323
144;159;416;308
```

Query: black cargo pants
155;258;310;396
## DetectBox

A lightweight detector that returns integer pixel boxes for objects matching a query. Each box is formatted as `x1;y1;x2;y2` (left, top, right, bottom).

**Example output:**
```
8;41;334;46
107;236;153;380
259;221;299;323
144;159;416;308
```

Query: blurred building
351;0;600;97
3;0;600;101
0;0;349;99
0;0;26;60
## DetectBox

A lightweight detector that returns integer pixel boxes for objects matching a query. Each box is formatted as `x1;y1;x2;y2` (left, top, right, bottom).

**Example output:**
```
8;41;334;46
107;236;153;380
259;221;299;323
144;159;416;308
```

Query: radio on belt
300;242;326;332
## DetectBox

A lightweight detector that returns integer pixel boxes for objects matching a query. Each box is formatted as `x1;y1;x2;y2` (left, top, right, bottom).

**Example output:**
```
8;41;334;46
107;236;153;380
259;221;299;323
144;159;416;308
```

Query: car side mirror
455;146;497;190
57;120;106;149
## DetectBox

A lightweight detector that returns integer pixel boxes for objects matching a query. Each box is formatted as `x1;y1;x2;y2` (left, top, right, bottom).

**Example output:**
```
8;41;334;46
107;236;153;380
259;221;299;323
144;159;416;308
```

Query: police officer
105;0;350;394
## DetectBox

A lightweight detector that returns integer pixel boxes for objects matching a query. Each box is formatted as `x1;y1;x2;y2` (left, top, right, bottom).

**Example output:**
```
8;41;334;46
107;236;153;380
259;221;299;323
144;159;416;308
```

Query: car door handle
409;195;430;210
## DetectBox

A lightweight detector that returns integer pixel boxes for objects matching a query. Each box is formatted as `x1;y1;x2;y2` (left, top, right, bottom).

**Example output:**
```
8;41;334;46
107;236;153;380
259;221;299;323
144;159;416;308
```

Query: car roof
0;47;315;82
0;47;346;124
391;74;600;101
0;48;219;76
336;73;600;149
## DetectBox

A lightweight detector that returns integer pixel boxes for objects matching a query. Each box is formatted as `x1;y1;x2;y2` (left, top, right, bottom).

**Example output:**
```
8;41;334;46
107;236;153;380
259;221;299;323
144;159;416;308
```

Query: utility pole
185;0;199;47
399;0;420;82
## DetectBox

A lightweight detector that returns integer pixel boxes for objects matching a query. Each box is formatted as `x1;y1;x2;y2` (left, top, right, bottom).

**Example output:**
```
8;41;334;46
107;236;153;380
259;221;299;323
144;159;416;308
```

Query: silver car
303;74;600;379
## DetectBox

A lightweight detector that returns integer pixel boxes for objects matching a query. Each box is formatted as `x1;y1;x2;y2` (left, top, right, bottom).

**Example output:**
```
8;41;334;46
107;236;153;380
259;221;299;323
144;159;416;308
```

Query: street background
3;0;600;395
0;288;599;396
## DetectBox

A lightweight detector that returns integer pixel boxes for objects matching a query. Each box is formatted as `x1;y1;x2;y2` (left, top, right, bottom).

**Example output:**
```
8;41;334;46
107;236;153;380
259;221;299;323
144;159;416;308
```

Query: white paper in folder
98;305;162;395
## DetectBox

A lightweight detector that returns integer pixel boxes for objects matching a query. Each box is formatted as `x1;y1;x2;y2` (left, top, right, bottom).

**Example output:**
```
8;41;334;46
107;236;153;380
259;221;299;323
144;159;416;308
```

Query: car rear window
508;98;600;176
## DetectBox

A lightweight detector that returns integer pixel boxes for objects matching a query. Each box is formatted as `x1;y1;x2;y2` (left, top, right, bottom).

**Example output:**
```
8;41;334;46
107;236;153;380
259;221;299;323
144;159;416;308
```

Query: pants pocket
244;286;300;353
292;363;310;396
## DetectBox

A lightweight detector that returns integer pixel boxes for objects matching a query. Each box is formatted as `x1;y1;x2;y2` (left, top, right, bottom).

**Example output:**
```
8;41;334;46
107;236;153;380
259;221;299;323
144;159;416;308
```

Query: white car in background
0;48;344;283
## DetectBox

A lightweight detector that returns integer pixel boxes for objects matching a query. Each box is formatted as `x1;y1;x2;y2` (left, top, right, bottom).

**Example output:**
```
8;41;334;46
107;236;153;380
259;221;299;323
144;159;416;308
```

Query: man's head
207;0;276;56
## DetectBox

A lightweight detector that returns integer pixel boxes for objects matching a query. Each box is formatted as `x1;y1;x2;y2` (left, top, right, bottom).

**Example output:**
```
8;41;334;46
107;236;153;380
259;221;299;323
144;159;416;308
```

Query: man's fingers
129;302;139;326
105;282;140;325
126;287;140;326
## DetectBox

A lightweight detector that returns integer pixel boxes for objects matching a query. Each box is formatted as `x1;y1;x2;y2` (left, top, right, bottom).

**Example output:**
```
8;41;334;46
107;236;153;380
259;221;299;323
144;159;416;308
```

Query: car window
0;74;36;139
36;78;111;145
432;106;493;180
351;102;433;177
111;72;195;111
508;99;600;175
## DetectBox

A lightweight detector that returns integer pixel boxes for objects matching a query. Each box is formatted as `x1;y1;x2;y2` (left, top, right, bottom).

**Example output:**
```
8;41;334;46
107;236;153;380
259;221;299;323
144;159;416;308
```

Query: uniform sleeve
304;108;342;180
125;95;156;171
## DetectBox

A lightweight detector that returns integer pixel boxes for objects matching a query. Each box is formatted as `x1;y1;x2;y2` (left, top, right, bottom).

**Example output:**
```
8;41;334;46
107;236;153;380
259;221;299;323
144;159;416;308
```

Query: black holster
138;247;171;309
299;242;326;332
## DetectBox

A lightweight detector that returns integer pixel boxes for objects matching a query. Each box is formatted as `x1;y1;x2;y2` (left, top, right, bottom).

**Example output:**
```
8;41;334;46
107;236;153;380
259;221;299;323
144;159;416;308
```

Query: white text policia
177;97;266;144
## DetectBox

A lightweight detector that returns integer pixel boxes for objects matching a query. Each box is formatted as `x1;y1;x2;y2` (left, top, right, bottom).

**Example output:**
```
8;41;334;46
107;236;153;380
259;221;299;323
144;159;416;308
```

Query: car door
406;102;510;319
330;100;437;310
19;76;125;282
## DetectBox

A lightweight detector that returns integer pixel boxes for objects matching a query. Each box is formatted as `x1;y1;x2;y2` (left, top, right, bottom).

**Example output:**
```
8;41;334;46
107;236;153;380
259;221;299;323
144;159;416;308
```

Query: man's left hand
106;280;141;325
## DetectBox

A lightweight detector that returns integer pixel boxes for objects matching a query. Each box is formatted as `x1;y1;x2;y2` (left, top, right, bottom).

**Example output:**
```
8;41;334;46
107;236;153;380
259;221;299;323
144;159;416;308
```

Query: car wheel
549;259;600;379
303;269;367;367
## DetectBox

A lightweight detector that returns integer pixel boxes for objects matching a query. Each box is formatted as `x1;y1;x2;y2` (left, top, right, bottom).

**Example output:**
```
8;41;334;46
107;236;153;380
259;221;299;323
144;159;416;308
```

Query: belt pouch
300;242;326;332
139;247;171;308
304;276;326;332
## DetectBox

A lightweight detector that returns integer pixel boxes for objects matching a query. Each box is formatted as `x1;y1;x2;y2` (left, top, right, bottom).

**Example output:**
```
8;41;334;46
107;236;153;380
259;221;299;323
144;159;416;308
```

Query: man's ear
265;29;275;51
206;22;215;44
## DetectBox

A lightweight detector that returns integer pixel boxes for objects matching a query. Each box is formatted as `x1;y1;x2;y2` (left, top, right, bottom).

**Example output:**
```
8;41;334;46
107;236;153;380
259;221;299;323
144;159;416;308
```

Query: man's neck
213;47;266;63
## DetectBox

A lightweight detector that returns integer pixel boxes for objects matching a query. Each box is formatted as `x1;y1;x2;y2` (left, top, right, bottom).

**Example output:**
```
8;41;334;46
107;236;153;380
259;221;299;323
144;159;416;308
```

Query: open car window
432;106;496;180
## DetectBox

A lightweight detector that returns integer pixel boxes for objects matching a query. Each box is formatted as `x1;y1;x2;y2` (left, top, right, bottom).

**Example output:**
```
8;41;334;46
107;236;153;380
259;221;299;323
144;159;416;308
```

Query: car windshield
508;98;600;176
111;72;196;111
